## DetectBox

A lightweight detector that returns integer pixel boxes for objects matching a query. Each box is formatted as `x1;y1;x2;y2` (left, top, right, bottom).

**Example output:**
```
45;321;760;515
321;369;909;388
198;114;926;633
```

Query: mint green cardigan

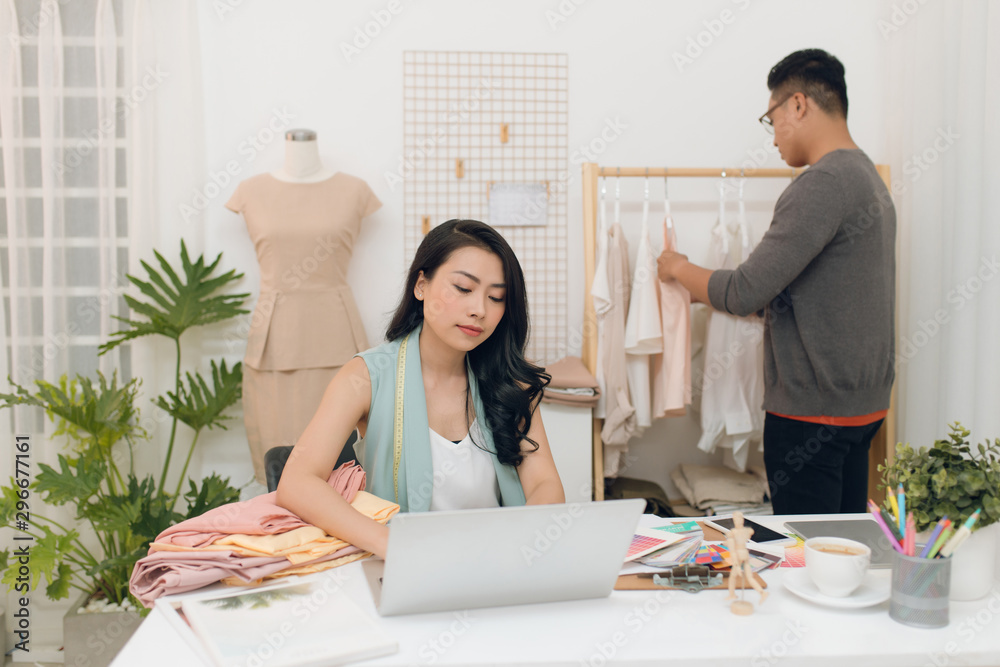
353;323;526;512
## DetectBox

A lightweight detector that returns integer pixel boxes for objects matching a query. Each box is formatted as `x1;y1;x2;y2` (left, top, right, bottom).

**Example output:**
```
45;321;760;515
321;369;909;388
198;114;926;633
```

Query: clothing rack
580;162;895;502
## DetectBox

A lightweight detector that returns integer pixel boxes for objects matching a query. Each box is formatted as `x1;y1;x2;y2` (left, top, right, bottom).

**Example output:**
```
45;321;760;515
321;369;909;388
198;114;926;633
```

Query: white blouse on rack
696;194;764;472
624;196;664;433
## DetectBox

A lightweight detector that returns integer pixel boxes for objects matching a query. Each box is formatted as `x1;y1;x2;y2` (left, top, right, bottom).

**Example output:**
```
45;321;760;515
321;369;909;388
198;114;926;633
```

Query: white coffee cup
804;536;871;597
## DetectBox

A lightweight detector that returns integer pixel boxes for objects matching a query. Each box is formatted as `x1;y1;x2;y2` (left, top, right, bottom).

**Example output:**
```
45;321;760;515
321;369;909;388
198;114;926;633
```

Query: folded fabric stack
130;462;398;607
542;356;601;408
670;463;771;515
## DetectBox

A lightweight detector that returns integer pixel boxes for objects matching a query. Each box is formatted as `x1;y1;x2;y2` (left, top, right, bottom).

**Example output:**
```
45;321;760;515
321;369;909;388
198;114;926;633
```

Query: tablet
784;519;894;568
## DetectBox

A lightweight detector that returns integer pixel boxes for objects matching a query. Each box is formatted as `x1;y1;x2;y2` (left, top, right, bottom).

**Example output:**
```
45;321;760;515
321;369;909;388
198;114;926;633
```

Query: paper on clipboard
488;183;548;227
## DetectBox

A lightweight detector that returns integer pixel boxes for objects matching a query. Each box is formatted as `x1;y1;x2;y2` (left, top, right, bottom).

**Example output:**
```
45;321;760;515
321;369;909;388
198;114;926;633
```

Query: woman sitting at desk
276;219;565;559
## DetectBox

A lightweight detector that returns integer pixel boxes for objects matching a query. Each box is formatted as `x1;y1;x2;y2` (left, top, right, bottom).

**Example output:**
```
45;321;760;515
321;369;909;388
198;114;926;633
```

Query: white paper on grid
489;183;548;227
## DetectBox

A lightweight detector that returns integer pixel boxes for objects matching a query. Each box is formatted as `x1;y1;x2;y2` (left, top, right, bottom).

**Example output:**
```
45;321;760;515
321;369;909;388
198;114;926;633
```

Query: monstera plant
0;241;249;610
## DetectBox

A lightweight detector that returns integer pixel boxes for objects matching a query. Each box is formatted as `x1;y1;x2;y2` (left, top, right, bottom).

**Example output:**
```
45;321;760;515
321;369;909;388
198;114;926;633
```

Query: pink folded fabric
129;545;362;607
155;462;365;549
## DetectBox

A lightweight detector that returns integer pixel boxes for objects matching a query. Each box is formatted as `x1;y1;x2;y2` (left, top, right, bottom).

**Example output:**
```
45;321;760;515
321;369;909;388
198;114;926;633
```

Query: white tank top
427;419;502;511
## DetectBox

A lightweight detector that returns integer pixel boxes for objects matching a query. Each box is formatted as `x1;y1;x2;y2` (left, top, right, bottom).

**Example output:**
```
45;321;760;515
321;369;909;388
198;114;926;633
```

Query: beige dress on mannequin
226;172;381;483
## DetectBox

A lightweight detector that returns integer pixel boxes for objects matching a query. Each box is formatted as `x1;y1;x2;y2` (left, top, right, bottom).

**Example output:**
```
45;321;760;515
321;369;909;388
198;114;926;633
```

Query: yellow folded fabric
351;490;399;523
219;551;370;587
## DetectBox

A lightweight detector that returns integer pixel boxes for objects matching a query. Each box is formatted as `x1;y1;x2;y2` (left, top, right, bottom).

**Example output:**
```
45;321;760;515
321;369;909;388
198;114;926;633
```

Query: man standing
657;49;895;514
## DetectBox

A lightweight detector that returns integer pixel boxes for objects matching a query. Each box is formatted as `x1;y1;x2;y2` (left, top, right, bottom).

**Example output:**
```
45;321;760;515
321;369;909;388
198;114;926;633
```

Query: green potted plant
878;421;1000;600
0;241;249;664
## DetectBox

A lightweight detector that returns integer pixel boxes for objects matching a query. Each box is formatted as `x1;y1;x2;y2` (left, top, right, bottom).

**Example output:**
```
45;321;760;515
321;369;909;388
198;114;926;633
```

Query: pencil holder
889;548;951;628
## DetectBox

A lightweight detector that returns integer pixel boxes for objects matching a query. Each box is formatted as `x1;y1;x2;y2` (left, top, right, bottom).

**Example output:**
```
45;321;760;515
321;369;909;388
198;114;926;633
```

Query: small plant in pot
0;242;248;662
878;422;1000;601
878;422;1000;532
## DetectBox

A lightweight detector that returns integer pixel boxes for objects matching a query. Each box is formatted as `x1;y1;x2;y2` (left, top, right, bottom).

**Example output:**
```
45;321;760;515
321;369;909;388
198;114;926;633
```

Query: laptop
784;519;895;568
364;498;645;616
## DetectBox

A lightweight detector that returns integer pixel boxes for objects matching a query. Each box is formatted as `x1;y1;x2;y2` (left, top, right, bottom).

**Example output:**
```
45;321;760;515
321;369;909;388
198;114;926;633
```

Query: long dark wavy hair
385;219;549;467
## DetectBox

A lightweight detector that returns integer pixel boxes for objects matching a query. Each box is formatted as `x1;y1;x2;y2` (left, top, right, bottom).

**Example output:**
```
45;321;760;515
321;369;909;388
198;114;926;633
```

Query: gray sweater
707;149;896;417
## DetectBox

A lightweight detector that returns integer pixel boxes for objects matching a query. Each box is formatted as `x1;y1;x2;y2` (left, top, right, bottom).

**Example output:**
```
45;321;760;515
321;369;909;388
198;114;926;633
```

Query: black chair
264;430;359;493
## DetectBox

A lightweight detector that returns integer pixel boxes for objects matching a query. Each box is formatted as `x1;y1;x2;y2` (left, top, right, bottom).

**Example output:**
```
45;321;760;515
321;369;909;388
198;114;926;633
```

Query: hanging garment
624;194;663;433
591;184;611;419
226;172;381;484
696;189;764;472
600;221;637;476
651;201;692;418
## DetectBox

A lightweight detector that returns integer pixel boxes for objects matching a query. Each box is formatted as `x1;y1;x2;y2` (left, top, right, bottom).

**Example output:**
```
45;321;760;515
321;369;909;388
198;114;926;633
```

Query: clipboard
615;569;767;592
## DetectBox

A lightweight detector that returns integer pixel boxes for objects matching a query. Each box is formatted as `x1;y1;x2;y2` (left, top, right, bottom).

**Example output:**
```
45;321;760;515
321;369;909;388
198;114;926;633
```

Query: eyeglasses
758;93;795;135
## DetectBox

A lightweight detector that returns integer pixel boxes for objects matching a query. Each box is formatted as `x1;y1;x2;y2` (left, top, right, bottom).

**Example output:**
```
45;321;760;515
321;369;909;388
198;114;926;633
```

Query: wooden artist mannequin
725;511;768;614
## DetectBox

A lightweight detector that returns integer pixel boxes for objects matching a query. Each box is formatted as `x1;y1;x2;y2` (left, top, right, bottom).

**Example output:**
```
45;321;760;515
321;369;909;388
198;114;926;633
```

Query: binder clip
652;565;723;593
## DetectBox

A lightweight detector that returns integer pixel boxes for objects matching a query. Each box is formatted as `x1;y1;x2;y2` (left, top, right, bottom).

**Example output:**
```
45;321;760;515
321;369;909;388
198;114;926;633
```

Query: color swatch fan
624;528;686;562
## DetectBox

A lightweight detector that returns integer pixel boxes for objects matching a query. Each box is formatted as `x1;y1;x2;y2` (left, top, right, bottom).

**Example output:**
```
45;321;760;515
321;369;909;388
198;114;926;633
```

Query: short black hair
767;49;848;118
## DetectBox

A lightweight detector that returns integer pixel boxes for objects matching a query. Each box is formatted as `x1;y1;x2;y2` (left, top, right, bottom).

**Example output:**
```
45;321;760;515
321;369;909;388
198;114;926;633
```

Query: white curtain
888;1;1000;446
0;0;133;641
1;0;126;409
125;0;208;479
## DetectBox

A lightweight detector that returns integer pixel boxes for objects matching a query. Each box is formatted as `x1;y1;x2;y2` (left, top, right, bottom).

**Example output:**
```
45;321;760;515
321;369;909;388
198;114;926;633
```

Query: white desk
113;514;1000;666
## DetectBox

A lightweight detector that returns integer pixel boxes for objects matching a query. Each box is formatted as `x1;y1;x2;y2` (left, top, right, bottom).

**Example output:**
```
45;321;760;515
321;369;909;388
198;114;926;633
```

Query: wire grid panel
402;51;568;364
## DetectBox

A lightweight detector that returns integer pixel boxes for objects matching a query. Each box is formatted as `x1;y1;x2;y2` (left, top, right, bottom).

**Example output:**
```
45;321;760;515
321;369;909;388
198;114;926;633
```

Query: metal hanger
664;168;674;232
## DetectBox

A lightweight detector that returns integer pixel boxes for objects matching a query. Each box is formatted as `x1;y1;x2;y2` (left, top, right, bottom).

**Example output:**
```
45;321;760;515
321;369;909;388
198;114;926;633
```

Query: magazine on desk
155;575;397;667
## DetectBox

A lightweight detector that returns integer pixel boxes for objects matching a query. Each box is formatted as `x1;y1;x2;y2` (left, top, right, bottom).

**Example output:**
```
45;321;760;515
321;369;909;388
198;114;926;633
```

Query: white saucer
783;569;891;609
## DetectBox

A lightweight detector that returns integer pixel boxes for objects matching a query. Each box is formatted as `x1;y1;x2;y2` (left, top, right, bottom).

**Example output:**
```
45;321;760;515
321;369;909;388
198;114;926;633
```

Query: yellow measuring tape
392;336;407;503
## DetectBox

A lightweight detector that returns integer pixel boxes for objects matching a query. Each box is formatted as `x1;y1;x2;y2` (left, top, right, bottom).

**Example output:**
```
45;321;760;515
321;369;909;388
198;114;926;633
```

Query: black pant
763;413;883;515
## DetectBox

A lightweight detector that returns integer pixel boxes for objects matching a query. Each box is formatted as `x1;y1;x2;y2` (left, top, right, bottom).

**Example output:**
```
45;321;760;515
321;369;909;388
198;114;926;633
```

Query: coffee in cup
804;536;871;597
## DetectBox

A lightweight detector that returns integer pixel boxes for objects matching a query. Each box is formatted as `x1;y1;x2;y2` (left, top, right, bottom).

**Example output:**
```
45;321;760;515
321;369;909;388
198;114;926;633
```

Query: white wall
191;0;894;496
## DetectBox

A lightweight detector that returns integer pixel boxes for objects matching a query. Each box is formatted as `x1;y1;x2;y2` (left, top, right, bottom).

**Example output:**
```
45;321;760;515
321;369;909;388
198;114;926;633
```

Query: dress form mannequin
270;129;337;183
226;129;381;484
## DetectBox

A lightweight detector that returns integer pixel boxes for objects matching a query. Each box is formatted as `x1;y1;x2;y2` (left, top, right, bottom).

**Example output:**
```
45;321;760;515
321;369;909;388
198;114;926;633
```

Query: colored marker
940;509;982;558
928;527;954;559
868;500;903;553
888;493;900;525
897;484;906;535
920;517;950;558
920;517;951;558
880;507;904;542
